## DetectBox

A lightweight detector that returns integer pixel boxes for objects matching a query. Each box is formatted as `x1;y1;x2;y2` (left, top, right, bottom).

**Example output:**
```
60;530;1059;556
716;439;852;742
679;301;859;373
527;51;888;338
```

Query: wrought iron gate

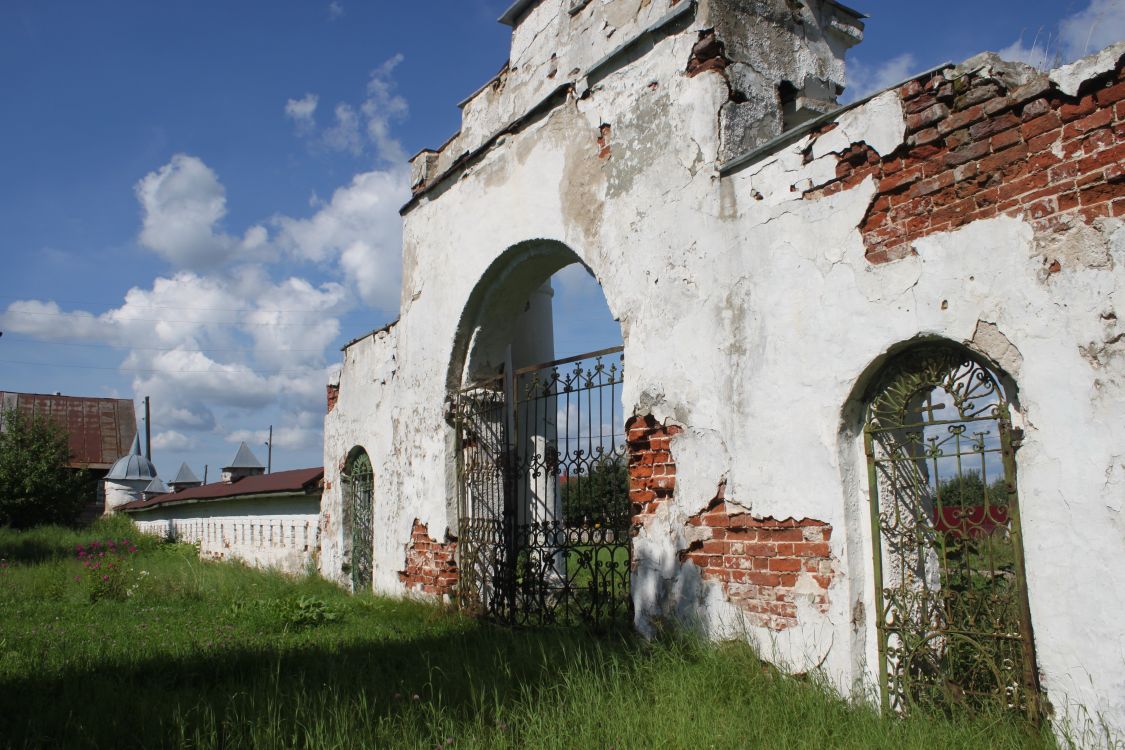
346;451;374;592
454;346;631;628
864;347;1040;721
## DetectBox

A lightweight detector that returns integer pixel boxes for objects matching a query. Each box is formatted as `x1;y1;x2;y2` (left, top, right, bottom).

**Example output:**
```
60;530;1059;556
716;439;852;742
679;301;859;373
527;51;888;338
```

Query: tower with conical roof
221;442;265;483
169;462;202;492
103;434;160;513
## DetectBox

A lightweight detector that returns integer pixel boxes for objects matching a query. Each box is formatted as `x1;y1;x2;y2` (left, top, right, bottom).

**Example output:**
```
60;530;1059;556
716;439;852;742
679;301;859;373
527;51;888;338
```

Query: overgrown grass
0;520;1060;749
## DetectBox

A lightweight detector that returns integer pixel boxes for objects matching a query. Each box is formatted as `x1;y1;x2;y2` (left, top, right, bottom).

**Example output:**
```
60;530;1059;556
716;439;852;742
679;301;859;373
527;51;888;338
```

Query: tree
0;409;91;528
560;454;629;527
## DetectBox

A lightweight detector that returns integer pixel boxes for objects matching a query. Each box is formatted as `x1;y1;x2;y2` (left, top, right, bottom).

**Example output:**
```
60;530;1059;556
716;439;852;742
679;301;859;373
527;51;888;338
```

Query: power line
0;293;343;315
0;358;326;375
2;309;337;327
1;336;326;353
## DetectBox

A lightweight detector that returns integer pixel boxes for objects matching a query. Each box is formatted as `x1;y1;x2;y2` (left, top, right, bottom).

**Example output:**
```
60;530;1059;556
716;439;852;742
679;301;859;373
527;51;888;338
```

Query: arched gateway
450;242;629;628
863;345;1040;720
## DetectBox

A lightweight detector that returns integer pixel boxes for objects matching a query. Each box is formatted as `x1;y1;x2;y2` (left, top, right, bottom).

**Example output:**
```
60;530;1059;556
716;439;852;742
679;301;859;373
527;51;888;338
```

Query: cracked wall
327;2;1125;737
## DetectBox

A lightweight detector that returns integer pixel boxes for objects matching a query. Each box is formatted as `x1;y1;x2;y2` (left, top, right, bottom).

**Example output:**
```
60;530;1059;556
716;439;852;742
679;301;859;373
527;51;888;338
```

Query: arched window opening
344;449;374;592
863;345;1040;721
451;244;628;629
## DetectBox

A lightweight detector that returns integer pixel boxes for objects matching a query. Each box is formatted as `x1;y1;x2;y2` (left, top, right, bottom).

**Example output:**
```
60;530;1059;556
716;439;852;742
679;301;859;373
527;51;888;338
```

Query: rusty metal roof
119;466;323;513
0;391;137;470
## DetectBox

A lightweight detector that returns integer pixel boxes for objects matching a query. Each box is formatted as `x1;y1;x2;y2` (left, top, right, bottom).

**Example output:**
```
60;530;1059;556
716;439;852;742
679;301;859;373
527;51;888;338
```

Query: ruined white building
321;0;1125;736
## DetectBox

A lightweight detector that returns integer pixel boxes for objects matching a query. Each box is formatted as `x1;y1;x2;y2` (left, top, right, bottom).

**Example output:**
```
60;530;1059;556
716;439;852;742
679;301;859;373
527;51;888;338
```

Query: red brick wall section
627;415;834;631
683;494;833;631
805;52;1125;264
326;384;340;414
627;414;683;524
398;520;458;596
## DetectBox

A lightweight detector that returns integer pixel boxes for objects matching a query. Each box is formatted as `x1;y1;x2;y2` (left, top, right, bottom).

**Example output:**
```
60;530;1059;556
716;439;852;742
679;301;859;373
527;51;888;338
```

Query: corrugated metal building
1;391;138;521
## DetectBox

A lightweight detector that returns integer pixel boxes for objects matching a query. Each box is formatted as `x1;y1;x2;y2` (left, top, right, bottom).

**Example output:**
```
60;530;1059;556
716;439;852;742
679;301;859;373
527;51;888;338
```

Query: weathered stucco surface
324;0;1125;737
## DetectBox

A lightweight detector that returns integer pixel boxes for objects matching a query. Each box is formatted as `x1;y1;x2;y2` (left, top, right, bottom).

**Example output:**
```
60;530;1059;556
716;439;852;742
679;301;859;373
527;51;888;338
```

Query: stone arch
444;238;632;627
342;445;374;592
839;336;1040;720
446;238;597;392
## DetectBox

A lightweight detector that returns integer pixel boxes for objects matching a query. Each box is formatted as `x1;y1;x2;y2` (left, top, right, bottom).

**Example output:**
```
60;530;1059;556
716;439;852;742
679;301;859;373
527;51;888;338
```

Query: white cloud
227;423;321;451
1059;0;1125;61
161;405;217;432
0;299;103;340
275;166;409;309
1000;0;1125;69
288;54;408;164
285;93;319;134
323;103;364;156
843;53;918;103
998;31;1060;69
153;430;195;451
135;154;268;269
362;54;408;164
328;1;343;20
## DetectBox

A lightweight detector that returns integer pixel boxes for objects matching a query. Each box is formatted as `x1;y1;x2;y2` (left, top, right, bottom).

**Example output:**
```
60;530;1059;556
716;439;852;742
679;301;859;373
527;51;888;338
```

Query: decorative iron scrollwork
455;347;630;629
864;345;1040;723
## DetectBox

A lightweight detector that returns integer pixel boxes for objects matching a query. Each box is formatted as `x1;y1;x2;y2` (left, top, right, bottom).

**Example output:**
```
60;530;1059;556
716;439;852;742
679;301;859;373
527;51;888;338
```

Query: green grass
0;519;1061;749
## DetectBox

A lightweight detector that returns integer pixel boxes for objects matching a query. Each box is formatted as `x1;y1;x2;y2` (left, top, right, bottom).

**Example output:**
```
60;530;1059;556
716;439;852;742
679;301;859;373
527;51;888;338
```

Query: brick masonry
627;415;835;631
805;52;1125;264
398;519;458;597
627;414;682;524
683;496;833;631
326;384;340;414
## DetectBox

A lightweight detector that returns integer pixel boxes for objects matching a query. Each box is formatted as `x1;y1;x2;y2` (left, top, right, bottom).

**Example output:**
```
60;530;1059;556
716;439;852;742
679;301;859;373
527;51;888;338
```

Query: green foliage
937;471;1008;508
559;455;628;526
0;408;92;528
226;595;341;630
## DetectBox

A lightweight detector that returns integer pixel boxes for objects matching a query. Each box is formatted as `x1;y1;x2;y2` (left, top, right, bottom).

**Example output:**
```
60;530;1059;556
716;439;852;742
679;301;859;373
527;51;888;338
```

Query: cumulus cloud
323;103;364;156
8;56;413;471
275;166;409;308
843;53;919;103
161;405;218;432
153;430;196;451
288;54;408;164
285;93;319;134
1059;0;1125;61
135;154;268;269
227;423;321;451
1000;0;1125;69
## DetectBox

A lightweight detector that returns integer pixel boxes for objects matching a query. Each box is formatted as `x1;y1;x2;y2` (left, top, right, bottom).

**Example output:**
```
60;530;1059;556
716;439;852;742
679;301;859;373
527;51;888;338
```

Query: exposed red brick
398;519;457;597
682;495;835;631
801;58;1125;264
326;384;340;414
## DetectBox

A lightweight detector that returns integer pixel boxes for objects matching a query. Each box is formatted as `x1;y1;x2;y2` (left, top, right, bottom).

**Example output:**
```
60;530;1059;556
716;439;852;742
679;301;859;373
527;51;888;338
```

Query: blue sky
1;0;1121;480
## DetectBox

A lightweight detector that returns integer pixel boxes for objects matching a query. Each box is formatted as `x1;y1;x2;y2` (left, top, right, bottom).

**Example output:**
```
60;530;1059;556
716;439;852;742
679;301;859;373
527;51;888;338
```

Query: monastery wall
323;0;1125;735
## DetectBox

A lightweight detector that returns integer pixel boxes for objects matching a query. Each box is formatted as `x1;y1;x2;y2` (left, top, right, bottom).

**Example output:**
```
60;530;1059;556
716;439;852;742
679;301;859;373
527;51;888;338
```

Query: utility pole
265;425;273;474
144;396;152;460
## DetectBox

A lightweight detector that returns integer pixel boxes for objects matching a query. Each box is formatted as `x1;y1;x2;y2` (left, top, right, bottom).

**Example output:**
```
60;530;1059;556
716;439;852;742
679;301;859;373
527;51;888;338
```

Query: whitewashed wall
132;495;319;575
324;0;1125;737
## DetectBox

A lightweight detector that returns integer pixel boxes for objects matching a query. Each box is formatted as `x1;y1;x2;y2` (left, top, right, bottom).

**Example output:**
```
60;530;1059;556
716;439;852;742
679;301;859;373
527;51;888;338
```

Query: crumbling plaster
326;1;1125;735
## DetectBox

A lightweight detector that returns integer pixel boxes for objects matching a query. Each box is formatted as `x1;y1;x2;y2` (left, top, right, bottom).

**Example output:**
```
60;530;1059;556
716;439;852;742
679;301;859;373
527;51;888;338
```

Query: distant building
124;467;322;573
124;442;321;574
168;462;202;492
1;391;139;520
221;442;265;482
103;434;159;513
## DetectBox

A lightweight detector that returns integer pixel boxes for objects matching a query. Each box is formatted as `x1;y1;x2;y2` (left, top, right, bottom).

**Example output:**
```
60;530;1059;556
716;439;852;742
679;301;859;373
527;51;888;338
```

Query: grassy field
0;517;1061;749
